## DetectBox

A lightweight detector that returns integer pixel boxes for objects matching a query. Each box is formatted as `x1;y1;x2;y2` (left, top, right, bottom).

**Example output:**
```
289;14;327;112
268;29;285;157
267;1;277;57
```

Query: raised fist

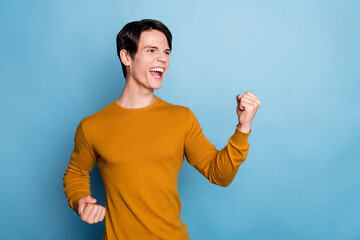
236;91;261;133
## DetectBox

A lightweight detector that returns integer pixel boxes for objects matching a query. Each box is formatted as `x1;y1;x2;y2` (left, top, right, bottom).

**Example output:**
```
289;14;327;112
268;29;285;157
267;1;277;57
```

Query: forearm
206;127;250;187
63;168;92;213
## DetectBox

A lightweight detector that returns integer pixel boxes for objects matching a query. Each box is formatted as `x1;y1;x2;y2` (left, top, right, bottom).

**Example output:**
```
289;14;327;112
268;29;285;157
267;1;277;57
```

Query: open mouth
149;67;165;79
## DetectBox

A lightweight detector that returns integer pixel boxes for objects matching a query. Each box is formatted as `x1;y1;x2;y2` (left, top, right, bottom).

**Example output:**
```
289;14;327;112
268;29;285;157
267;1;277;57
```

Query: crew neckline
113;95;160;111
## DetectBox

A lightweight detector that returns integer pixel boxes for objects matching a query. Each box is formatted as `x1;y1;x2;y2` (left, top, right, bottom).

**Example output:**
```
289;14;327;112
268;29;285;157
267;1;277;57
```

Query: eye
147;49;154;53
165;51;170;55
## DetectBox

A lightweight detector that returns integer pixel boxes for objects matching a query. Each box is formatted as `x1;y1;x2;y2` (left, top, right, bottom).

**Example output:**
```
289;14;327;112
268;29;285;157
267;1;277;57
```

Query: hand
236;91;261;133
78;195;106;224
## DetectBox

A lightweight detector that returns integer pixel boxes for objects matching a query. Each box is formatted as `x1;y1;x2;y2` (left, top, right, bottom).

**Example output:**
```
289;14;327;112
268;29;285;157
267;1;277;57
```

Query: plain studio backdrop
1;0;359;239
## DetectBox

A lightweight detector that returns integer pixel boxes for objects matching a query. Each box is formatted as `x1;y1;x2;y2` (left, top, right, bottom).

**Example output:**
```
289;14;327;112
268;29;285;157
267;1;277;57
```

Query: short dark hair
116;19;173;79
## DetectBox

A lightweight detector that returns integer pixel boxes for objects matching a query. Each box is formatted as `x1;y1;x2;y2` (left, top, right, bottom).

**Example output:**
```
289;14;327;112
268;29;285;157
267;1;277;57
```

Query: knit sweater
63;95;251;239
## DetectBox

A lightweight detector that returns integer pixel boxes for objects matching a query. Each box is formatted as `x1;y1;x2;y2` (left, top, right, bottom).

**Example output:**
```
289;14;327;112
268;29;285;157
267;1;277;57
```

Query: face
123;29;171;90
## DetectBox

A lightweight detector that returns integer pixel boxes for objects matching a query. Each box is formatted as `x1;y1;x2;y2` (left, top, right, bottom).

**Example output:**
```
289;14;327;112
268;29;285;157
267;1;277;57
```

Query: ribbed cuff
232;125;251;147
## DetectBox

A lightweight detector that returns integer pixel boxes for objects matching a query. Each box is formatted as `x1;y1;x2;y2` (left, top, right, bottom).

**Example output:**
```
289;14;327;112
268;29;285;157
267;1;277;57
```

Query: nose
157;53;168;63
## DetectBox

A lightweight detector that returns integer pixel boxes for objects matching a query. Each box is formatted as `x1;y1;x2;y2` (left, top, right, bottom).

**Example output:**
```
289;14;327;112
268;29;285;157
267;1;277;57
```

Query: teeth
149;68;164;73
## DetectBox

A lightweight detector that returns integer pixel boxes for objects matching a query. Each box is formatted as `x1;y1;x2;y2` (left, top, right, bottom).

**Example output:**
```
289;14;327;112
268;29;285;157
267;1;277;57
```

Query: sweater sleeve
184;107;251;187
63;120;97;213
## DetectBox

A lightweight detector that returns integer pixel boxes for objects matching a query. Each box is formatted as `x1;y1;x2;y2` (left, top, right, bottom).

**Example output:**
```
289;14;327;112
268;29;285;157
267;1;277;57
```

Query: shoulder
156;97;192;116
80;101;114;129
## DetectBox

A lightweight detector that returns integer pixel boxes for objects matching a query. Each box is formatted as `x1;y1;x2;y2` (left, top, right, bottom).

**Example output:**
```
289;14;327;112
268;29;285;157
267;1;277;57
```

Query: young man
63;19;260;239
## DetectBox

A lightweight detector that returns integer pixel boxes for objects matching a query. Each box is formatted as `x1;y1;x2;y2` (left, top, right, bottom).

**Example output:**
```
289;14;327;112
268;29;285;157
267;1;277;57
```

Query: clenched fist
78;195;106;224
236;91;261;134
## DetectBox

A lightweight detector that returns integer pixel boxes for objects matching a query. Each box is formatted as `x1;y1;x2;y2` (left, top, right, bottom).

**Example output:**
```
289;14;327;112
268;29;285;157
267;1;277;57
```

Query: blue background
1;0;359;239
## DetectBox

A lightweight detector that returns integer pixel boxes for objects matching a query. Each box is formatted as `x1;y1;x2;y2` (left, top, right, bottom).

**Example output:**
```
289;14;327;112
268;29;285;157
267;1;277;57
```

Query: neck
116;78;155;109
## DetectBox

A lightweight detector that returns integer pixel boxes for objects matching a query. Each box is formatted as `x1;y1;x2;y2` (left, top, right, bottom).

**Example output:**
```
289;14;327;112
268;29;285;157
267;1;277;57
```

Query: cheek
133;60;148;75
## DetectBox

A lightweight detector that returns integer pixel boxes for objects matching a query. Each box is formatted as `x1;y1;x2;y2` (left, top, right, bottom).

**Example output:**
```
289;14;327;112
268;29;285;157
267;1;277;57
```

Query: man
63;19;260;239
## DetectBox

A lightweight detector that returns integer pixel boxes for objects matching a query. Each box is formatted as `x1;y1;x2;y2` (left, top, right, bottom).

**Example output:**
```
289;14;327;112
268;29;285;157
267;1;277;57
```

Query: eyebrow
143;46;171;52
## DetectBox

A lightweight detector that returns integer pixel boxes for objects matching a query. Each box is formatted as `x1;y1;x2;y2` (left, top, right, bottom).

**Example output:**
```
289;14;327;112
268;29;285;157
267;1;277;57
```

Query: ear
120;49;131;66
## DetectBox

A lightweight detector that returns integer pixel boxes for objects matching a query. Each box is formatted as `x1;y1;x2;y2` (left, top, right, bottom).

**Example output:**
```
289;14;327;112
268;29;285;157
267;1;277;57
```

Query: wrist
237;123;251;134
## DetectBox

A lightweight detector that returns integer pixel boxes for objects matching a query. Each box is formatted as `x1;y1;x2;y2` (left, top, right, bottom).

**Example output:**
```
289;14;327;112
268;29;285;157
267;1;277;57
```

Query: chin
149;79;163;90
151;84;162;90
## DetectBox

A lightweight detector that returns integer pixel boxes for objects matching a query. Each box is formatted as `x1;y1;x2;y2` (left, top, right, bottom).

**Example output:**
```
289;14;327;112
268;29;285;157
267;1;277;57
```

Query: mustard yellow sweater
63;95;251;239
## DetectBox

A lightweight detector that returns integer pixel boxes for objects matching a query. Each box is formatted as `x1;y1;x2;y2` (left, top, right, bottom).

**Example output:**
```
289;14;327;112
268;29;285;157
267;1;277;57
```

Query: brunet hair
116;19;173;79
